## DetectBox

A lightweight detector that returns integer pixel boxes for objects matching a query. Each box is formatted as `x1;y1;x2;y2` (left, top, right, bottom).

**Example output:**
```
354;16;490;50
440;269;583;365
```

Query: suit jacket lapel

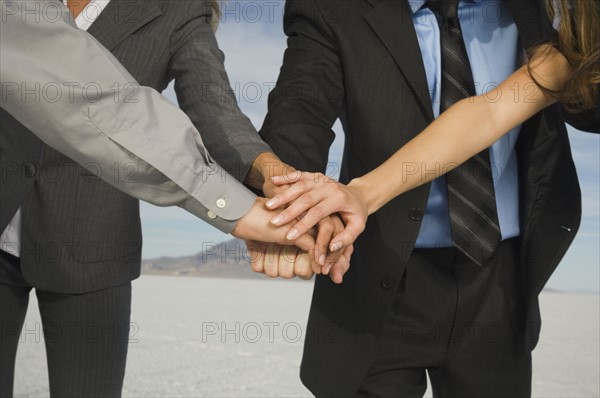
364;0;434;120
87;0;163;51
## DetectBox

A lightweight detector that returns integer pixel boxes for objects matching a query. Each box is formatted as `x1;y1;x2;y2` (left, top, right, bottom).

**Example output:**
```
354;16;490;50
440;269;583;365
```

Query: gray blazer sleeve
0;0;255;233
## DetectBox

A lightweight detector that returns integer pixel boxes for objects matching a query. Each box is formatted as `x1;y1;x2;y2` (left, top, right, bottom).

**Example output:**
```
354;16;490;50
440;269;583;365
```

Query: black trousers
0;251;131;398
356;238;531;398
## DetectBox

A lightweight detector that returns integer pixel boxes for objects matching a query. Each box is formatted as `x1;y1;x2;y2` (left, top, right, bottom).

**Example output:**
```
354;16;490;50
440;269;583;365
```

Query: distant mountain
142;239;270;280
142;242;592;293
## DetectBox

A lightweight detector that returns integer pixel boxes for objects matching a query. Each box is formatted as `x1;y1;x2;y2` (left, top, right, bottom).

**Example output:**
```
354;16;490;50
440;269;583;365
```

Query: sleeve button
216;198;227;209
207;211;217;219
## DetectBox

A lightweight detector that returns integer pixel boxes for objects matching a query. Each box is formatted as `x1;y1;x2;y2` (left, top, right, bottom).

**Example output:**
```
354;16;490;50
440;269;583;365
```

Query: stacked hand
266;172;369;254
233;156;366;284
246;241;314;280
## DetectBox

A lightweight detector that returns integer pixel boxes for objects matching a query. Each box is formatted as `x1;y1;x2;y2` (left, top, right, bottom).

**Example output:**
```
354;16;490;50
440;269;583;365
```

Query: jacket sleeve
563;105;600;133
259;0;345;172
167;1;273;184
0;0;255;233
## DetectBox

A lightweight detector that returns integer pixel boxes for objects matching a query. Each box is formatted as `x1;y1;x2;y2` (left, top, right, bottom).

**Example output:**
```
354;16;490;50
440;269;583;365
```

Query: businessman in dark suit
260;0;598;396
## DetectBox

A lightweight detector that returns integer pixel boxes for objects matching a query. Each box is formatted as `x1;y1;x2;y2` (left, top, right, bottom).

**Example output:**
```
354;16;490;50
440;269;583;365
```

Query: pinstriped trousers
0;251;131;398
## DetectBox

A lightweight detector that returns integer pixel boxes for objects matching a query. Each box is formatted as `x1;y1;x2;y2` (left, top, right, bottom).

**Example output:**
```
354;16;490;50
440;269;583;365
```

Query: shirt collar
408;0;482;15
63;0;112;31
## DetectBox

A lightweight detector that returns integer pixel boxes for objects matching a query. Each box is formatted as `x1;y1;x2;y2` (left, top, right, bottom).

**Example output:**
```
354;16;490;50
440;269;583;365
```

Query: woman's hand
265;172;370;253
232;197;317;258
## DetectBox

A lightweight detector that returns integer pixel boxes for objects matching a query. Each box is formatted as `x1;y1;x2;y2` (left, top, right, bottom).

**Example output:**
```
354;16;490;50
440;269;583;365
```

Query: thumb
329;245;354;284
329;221;364;252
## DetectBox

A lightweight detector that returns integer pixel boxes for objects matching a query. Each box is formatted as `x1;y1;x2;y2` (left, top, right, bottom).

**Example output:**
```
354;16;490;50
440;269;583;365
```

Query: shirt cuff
182;168;257;234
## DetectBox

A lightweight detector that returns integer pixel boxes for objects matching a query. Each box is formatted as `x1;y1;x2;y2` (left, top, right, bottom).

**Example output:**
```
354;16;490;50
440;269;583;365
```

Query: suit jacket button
24;163;37;178
381;278;393;291
408;208;423;222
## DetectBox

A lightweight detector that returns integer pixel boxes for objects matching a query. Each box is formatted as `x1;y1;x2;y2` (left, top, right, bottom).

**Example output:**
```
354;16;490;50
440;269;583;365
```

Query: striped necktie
430;0;502;265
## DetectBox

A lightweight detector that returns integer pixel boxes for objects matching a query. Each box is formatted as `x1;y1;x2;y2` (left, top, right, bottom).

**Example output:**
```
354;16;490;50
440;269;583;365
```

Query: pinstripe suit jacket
0;0;270;293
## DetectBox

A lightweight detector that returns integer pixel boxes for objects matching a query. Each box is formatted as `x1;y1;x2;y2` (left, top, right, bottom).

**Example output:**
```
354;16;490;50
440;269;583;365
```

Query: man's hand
266;172;369;253
247;241;313;280
246;240;353;284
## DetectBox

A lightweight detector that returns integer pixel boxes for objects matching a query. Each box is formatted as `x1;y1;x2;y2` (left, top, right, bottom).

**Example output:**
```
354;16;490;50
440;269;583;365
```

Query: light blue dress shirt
411;0;522;248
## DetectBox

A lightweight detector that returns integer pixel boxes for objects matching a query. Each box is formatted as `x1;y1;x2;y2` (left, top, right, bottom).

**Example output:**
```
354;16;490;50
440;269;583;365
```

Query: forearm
169;5;272;184
353;57;568;215
354;96;502;214
259;0;343;173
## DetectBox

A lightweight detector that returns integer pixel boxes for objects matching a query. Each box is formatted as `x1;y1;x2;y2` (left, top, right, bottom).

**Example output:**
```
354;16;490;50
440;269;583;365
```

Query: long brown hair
531;0;600;113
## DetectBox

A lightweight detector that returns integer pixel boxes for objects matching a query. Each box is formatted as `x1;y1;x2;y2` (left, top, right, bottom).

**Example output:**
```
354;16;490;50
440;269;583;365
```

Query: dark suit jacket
0;0;269;293
260;0;598;395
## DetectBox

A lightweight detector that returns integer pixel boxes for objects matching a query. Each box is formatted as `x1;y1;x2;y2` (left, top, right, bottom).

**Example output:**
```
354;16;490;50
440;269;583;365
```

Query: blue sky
142;1;599;293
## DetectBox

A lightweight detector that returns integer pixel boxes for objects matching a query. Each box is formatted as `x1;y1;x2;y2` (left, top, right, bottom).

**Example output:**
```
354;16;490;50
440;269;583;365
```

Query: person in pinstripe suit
0;0;324;396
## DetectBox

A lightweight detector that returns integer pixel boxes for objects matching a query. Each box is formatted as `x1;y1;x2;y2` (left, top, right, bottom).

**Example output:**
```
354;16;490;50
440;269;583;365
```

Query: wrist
245;152;280;189
348;177;380;216
231;210;249;239
252;152;296;185
231;197;262;239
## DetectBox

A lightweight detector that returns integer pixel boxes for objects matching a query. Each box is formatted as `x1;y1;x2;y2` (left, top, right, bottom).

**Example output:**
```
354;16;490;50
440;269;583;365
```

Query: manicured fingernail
266;198;280;208
330;241;342;252
319;255;326;266
287;229;299;240
271;215;284;225
271;175;283;183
